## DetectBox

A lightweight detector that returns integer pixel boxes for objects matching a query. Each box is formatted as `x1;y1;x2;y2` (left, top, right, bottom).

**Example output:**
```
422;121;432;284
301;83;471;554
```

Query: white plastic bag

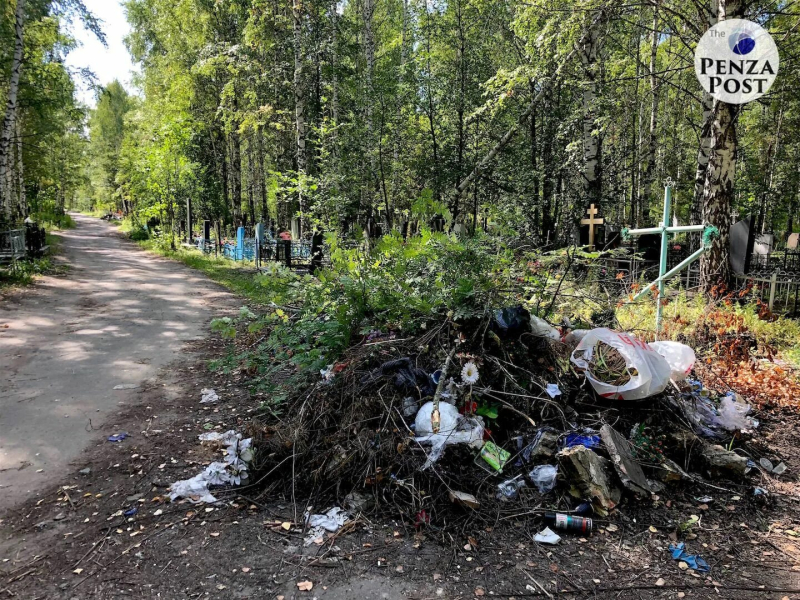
717;393;754;431
531;316;560;340
649;341;695;382
570;328;672;400
414;401;485;468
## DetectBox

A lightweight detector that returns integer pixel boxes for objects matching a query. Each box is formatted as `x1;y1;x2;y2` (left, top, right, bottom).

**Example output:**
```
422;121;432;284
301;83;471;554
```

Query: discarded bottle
544;511;593;534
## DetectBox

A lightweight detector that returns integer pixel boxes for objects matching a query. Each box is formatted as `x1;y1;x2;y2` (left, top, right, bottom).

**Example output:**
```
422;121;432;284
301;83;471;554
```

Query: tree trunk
700;99;737;291
293;0;306;234
230;131;242;226
691;1;719;228
700;0;741;292
257;128;268;221
579;11;602;208
362;0;376;215
0;0;25;223
247;135;256;226
642;2;659;208
17;117;25;218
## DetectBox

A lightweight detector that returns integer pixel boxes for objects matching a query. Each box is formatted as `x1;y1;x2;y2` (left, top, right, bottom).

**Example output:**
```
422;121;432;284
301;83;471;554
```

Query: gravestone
203;220;211;246
788;233;799;250
452;223;467;238
730;216;750;274
291;217;301;240
732;216;774;274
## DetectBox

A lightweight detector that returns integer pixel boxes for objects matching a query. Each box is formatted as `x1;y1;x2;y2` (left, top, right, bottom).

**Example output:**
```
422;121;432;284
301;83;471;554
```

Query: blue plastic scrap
668;542;710;573
108;433;129;443
562;432;601;450
124;507;138;517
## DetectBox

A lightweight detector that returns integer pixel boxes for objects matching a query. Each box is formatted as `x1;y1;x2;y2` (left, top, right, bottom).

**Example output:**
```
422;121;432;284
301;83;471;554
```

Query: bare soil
2;333;800;599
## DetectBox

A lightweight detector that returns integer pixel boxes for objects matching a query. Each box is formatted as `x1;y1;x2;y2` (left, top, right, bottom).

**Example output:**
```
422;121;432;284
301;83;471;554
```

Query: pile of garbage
245;306;775;534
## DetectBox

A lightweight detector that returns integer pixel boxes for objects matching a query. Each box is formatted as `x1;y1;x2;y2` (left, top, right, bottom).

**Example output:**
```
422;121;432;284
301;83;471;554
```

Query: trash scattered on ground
545;383;561;398
530;316;560;340
529;465;558;493
169;431;253;504
478;441;511;473
772;461;787;475
571;328;671;400
107;433;129;443
649;341;695;382
414;401;484;468
534;526;561;545
124;507;138;517
449;490;480;509
544;512;593;534
497;475;526;500
112;383;138;390
718;392;757;431
200;388;219;403
494;306;532;337
668;542;710;573
304;507;349;546
562;431;602;450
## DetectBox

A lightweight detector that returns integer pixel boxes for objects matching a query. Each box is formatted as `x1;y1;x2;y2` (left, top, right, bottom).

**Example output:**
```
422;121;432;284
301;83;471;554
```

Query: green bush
128;225;150;241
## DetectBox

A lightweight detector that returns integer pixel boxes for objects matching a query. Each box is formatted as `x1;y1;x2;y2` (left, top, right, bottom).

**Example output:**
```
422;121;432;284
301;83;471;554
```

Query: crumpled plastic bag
169;473;220;504
570;328;672;400
304;507;349;546
414;401;485;469
717;392;755;431
649;341;695;382
361;357;435;397
170;432;254;504
200;388;219;403
529;464;558;493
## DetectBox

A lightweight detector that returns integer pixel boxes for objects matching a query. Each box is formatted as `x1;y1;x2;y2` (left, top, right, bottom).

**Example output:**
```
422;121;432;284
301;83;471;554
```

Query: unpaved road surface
0;214;232;512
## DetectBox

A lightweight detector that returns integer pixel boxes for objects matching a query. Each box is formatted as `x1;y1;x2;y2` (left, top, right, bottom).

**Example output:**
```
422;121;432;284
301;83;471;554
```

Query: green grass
136;239;266;303
32;210;75;230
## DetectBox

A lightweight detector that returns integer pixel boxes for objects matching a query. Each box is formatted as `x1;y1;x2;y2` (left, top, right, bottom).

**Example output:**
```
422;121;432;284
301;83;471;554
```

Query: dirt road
0;214;232;512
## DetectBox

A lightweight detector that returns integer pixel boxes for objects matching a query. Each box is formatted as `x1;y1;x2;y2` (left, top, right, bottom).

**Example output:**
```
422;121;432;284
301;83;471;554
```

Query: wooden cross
580;204;604;250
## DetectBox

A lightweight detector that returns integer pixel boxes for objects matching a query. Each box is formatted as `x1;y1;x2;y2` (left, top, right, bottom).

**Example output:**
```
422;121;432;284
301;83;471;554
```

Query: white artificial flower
461;362;479;385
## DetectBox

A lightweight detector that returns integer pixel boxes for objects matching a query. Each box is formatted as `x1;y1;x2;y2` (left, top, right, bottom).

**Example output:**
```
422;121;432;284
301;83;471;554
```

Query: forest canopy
1;0;798;288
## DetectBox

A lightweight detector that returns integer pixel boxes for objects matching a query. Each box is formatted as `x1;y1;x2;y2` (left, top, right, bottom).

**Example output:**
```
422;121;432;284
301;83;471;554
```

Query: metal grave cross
622;183;718;337
581;204;604;250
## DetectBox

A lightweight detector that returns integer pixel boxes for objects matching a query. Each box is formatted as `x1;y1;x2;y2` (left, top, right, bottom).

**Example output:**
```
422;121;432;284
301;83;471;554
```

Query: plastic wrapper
529;464;558;493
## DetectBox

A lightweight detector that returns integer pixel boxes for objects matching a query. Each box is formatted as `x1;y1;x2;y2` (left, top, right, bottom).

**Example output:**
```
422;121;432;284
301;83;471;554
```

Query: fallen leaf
241;567;250;573
73;568;84;575
649;526;658;533
297;580;313;591
463;543;472;552
592;579;601;584
678;561;689;570
281;522;292;531
655;578;665;587
475;588;485;596
395;565;404;573
210;532;220;537
606;524;619;532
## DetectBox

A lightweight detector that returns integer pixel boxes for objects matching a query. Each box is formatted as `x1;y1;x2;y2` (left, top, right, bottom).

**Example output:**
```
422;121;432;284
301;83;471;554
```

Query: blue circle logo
731;32;756;55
